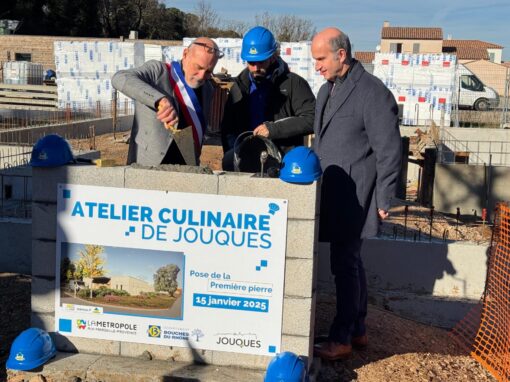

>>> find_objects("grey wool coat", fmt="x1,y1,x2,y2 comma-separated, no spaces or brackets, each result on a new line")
112,60,214,166
314,60,402,241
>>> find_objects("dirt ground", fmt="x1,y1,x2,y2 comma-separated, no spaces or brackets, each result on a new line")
0,274,496,382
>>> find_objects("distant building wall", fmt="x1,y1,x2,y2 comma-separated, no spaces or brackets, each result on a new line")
380,39,443,54
109,275,154,295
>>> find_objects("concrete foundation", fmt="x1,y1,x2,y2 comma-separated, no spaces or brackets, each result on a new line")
318,238,488,328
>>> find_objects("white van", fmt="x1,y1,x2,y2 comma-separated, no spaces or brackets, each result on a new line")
456,65,499,111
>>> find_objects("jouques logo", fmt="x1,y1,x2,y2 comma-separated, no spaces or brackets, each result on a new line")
215,332,261,349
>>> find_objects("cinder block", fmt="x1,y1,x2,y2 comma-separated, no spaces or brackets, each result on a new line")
284,259,314,297
32,165,126,203
120,342,213,364
32,239,56,277
281,334,312,358
31,312,55,332
31,276,56,314
286,219,318,259
54,335,121,355
32,202,57,240
211,350,272,370
218,174,319,220
125,167,219,194
282,298,313,337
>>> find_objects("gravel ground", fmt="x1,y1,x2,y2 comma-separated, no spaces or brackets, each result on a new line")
315,293,496,381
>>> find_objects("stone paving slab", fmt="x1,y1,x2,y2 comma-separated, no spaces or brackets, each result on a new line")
7,352,265,382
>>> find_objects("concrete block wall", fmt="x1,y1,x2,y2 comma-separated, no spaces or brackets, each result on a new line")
31,165,320,370
433,163,510,216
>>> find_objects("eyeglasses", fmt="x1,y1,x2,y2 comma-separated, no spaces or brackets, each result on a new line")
190,42,224,59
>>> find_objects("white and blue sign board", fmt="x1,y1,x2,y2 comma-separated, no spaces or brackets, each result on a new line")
55,184,288,356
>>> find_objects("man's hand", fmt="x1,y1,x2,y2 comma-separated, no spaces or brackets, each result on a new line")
156,97,179,129
253,123,270,138
378,209,389,220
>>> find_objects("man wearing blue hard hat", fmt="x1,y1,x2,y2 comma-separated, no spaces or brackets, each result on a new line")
221,26,315,171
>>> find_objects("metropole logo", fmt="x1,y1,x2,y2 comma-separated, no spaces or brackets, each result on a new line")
76,319,87,330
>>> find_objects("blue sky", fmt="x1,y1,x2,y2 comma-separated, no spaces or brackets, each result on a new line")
164,0,509,60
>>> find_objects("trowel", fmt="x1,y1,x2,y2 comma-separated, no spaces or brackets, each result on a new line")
159,106,198,166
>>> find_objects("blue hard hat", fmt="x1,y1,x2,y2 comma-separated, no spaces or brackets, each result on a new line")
6,328,56,371
280,146,322,184
264,351,307,382
29,134,74,167
241,26,278,62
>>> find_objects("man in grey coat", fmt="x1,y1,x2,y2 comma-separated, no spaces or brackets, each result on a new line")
312,28,402,360
112,37,221,166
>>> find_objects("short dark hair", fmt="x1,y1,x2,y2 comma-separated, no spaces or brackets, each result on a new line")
329,32,352,63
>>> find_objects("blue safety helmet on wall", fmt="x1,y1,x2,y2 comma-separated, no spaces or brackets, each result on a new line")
6,328,56,371
241,26,278,62
29,134,74,167
264,351,307,382
280,146,322,184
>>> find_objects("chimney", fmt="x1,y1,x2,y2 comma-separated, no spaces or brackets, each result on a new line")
383,21,390,28
447,34,452,40
129,30,139,40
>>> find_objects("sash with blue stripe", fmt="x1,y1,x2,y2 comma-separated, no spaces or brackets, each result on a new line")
166,61,207,154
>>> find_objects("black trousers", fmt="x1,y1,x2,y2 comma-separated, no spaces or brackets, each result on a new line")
328,238,367,344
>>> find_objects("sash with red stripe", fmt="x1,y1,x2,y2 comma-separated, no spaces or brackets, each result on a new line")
166,62,206,154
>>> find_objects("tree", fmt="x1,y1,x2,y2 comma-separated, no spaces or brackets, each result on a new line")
255,12,315,42
153,264,180,297
76,244,106,278
140,6,186,40
60,257,76,282
186,0,220,36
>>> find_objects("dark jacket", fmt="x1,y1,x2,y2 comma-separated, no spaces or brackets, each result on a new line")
314,60,402,241
221,57,315,153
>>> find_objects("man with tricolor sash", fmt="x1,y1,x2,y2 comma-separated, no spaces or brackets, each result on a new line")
112,37,221,166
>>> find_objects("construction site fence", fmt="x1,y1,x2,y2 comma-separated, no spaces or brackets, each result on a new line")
451,202,510,381
0,99,135,130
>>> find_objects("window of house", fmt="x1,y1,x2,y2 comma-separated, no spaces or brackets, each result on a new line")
413,43,420,54
389,43,402,53
15,53,31,61
489,52,495,62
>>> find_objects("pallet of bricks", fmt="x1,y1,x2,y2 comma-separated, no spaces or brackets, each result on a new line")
0,61,57,110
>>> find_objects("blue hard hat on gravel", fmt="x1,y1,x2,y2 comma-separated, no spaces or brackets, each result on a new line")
29,134,74,167
279,146,322,184
7,327,56,371
241,26,278,62
264,351,307,382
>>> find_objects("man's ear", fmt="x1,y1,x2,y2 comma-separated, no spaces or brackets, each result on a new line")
337,48,346,64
